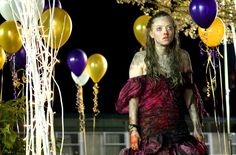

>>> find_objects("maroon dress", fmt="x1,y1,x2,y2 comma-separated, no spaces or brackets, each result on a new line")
115,74,208,155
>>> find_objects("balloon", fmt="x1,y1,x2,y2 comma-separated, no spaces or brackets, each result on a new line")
67,49,87,76
86,53,108,83
189,0,217,28
40,8,72,49
0,0,44,21
0,20,22,54
133,15,151,47
0,47,7,70
198,17,225,47
44,0,62,11
14,47,26,68
71,70,90,86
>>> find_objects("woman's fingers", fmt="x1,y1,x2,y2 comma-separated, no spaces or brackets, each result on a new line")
130,130,139,150
197,134,205,142
193,130,205,143
131,143,138,150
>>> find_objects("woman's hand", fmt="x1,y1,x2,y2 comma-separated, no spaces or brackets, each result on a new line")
193,126,205,143
130,129,140,150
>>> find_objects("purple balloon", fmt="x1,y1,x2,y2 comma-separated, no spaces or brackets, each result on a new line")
15,47,26,68
189,0,217,28
67,49,87,77
44,0,62,11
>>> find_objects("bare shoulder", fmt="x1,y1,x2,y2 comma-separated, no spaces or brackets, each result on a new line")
132,50,145,63
129,50,146,78
179,49,190,60
179,49,192,72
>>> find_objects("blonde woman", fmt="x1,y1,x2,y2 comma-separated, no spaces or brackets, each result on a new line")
116,11,208,155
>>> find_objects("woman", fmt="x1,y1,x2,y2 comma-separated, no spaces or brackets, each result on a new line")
115,11,209,155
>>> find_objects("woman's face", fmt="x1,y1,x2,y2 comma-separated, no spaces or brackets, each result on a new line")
149,16,175,46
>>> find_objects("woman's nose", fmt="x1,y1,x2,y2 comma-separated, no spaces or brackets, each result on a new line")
163,28,169,34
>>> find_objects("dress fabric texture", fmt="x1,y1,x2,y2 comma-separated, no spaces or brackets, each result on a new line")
115,74,208,155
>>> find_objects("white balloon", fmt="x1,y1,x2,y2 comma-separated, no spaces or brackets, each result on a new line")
0,0,45,21
0,0,12,20
71,69,90,86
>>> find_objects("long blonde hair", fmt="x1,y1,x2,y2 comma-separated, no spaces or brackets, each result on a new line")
144,11,182,87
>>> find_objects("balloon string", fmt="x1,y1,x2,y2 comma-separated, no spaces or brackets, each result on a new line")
92,83,100,130
203,46,221,152
205,49,216,96
201,44,218,97
207,46,229,154
217,47,228,154
209,66,222,152
8,54,17,99
76,85,87,155
92,83,99,155
10,55,21,134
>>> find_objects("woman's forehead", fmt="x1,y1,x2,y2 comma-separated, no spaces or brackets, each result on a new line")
152,16,173,26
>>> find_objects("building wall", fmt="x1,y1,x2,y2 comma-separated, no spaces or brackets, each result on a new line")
54,114,236,155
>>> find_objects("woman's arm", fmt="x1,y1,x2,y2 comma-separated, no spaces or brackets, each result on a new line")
129,98,138,125
129,51,146,78
182,51,205,142
128,51,145,150
129,98,139,150
185,89,205,142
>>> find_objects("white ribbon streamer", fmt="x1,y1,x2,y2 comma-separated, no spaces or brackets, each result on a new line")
10,0,64,154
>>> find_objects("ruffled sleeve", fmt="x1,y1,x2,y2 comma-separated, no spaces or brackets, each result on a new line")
182,72,209,123
115,76,145,114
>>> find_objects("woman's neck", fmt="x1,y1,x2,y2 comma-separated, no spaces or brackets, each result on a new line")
155,45,168,56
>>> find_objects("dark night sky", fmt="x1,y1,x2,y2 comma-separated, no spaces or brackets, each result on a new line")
1,0,236,117
55,0,236,116
53,0,174,114
53,0,143,114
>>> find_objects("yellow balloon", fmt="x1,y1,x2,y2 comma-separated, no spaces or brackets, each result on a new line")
40,8,72,49
86,53,108,83
133,15,151,47
0,47,6,70
0,20,22,54
198,17,225,47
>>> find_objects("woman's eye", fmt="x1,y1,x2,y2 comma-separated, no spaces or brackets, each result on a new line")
155,26,174,32
167,26,174,30
156,27,162,31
